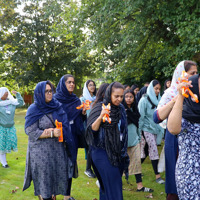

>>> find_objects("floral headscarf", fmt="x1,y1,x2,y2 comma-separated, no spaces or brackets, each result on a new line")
157,61,185,128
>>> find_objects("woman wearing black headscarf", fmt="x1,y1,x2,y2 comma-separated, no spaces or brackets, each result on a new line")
54,74,86,200
168,74,200,199
136,86,147,103
23,81,75,200
86,82,129,200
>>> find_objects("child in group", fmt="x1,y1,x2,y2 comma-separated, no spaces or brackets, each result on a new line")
123,89,153,192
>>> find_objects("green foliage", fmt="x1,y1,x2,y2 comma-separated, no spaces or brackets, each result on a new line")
76,0,200,86
1,0,200,91
0,0,102,92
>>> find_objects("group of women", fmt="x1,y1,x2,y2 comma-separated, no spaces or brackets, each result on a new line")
1,59,199,200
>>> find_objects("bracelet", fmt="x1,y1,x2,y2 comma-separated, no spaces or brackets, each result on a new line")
51,130,54,138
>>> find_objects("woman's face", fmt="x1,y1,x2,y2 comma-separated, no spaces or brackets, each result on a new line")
187,65,198,78
125,92,134,106
154,84,161,97
87,81,96,94
111,88,124,106
166,81,171,88
134,88,139,95
45,84,53,103
65,77,75,94
1,92,8,100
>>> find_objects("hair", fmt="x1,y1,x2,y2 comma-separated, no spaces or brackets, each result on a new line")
63,74,74,82
131,84,139,91
164,79,171,91
86,80,97,95
93,83,109,107
152,79,161,87
123,89,137,111
123,84,130,90
184,60,197,72
112,82,124,92
46,80,56,94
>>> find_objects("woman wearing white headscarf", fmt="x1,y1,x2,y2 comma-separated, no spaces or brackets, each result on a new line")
153,61,198,200
80,80,97,178
0,87,24,168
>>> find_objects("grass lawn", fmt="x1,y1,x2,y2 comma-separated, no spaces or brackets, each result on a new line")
0,108,166,200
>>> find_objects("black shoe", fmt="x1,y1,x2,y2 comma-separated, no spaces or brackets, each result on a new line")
84,169,96,178
2,164,9,168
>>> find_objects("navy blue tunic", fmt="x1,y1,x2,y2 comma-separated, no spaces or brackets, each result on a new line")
153,111,178,195
91,104,128,200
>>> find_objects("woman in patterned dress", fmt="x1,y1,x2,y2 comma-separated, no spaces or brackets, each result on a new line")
0,87,24,168
23,81,76,200
154,60,198,200
168,74,200,200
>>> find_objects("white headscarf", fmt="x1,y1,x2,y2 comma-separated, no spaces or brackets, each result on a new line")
157,61,185,128
0,87,19,106
83,82,96,102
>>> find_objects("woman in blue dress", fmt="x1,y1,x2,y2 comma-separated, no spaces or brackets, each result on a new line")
86,82,129,200
167,74,200,199
54,74,86,200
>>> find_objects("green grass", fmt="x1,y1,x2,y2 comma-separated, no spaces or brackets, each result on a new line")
0,109,166,200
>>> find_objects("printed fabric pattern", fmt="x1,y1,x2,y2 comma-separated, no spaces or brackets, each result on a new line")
176,118,200,199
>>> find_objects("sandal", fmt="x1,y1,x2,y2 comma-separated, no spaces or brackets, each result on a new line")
68,197,76,200
137,187,154,193
156,177,165,184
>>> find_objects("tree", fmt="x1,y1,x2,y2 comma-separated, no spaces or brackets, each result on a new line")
1,0,100,92
76,0,200,86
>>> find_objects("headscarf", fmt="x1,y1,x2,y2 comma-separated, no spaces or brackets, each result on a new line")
83,80,96,102
54,75,84,135
25,81,76,163
122,89,140,128
0,87,19,106
157,61,185,128
158,61,185,108
86,82,124,166
146,80,161,108
182,74,200,123
136,86,147,103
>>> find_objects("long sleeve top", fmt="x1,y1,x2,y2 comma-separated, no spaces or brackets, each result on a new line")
0,92,24,128
138,95,164,145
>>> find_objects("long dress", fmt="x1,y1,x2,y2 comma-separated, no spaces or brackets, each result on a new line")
176,118,200,199
23,114,69,198
0,92,24,154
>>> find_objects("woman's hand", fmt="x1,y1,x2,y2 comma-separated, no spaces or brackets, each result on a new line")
177,80,192,95
99,107,110,120
12,90,17,95
53,128,61,137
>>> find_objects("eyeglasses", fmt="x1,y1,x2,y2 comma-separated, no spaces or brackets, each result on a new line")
66,81,75,85
45,89,53,94
125,95,133,99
